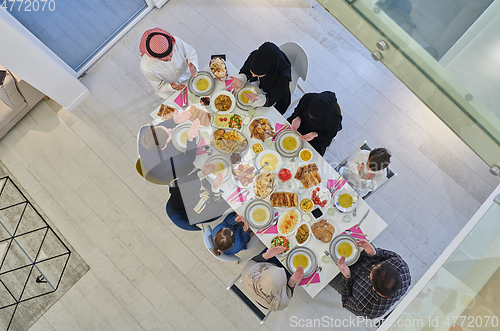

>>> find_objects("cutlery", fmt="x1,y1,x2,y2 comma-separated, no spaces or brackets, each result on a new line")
330,174,343,196
306,266,322,287
272,124,290,139
228,189,249,204
259,218,278,235
355,209,370,230
344,229,367,237
352,194,360,217
290,156,297,163
256,162,269,174
181,88,187,110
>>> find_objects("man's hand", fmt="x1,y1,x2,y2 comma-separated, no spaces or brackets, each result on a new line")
363,173,375,180
262,246,286,259
173,110,191,124
356,239,376,256
202,163,216,176
188,62,197,77
244,93,258,102
212,172,223,190
299,132,318,141
337,256,351,278
288,266,304,287
357,163,364,173
170,82,186,91
187,119,200,141
291,117,301,132
228,76,243,90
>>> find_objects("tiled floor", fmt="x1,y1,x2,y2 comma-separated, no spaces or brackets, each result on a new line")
9,0,147,69
1,0,499,330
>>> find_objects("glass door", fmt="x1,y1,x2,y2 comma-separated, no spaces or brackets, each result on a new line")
316,0,500,174
6,0,149,72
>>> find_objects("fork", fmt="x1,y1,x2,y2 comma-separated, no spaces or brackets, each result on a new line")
259,218,278,235
352,194,360,217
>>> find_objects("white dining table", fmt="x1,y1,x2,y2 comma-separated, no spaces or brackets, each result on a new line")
150,60,388,298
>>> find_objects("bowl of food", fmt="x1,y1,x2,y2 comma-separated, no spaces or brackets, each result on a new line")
299,148,313,162
251,142,264,155
311,219,336,243
212,129,248,154
244,199,274,229
271,235,290,256
295,223,311,246
200,96,210,106
236,84,262,110
232,162,256,188
188,71,215,96
277,209,301,236
204,155,231,183
211,91,235,113
172,123,201,152
286,246,317,278
253,171,276,199
279,132,301,154
334,191,357,213
299,198,314,213
328,234,360,266
256,150,282,173
311,186,331,208
209,57,228,81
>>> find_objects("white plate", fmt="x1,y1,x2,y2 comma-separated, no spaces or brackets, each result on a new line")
211,91,236,113
172,123,201,152
299,197,314,213
236,84,262,110
205,155,231,182
277,209,301,237
278,131,301,154
256,150,282,173
310,219,336,243
286,246,317,278
252,171,277,199
231,162,257,188
211,113,244,131
293,162,322,190
310,185,332,208
244,199,274,229
334,239,357,262
188,71,215,96
298,148,313,162
334,190,358,213
247,117,275,142
294,222,311,246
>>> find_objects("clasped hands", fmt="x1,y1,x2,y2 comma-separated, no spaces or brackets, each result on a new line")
290,117,317,141
357,163,375,180
170,62,197,90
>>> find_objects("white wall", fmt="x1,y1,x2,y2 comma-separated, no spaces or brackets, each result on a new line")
0,9,90,111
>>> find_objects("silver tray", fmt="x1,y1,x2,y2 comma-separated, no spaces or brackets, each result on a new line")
172,123,201,152
236,84,262,110
188,71,215,96
274,129,303,158
328,234,361,266
286,246,317,278
244,199,274,229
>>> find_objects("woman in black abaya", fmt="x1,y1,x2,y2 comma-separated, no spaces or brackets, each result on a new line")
287,92,342,156
229,42,292,114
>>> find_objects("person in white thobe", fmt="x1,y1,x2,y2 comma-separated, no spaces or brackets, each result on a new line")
139,27,198,99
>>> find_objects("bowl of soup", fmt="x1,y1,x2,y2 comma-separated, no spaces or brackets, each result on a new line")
279,132,300,153
334,191,357,213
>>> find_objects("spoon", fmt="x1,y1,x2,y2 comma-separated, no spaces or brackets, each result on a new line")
257,162,269,173
290,156,297,163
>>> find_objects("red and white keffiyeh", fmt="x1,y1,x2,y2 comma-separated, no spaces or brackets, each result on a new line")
139,28,176,61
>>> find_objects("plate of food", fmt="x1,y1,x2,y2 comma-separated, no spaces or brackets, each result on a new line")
277,209,301,237
299,148,313,162
209,57,228,81
205,155,231,182
212,113,243,131
299,198,314,213
311,186,331,208
253,171,276,199
212,129,248,154
270,192,298,209
172,123,201,152
157,104,178,119
286,246,317,278
188,71,215,96
274,129,303,158
270,235,291,256
334,191,357,213
200,96,210,107
211,91,235,113
244,199,274,229
294,163,322,190
328,234,360,266
236,84,262,110
256,150,282,173
295,223,311,246
251,142,264,155
248,117,275,142
311,219,336,243
232,162,256,188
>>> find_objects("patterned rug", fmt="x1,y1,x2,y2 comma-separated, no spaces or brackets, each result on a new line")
0,162,89,331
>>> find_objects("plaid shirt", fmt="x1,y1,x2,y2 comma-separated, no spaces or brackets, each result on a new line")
341,248,411,319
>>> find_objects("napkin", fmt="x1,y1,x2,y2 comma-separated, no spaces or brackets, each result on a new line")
174,89,189,108
257,212,279,234
195,138,207,155
299,272,321,286
225,79,233,88
327,179,347,192
342,225,366,240
275,123,285,132
228,187,245,200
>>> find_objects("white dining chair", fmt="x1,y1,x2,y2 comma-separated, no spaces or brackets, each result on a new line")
279,42,309,111
204,225,240,262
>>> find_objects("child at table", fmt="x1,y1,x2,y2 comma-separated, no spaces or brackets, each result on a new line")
340,148,391,197
212,212,253,256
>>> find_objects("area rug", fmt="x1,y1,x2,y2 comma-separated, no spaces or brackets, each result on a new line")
0,161,89,331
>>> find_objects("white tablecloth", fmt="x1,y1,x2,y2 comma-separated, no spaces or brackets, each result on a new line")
150,61,388,298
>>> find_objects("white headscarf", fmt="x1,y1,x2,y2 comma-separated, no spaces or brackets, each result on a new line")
242,260,292,311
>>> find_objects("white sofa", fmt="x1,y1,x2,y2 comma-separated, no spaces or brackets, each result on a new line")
0,65,44,139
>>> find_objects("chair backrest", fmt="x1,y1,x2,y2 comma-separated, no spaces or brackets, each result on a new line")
227,274,272,324
203,225,240,262
166,200,201,231
279,42,308,95
136,158,169,185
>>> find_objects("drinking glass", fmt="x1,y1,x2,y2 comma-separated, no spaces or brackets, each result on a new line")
342,215,352,223
247,107,255,118
297,187,306,195
265,138,273,147
322,255,331,263
327,208,335,215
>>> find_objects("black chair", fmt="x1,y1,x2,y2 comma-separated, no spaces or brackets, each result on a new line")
334,141,397,199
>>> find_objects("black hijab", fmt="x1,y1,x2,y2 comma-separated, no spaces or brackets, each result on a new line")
247,42,291,92
304,92,342,133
